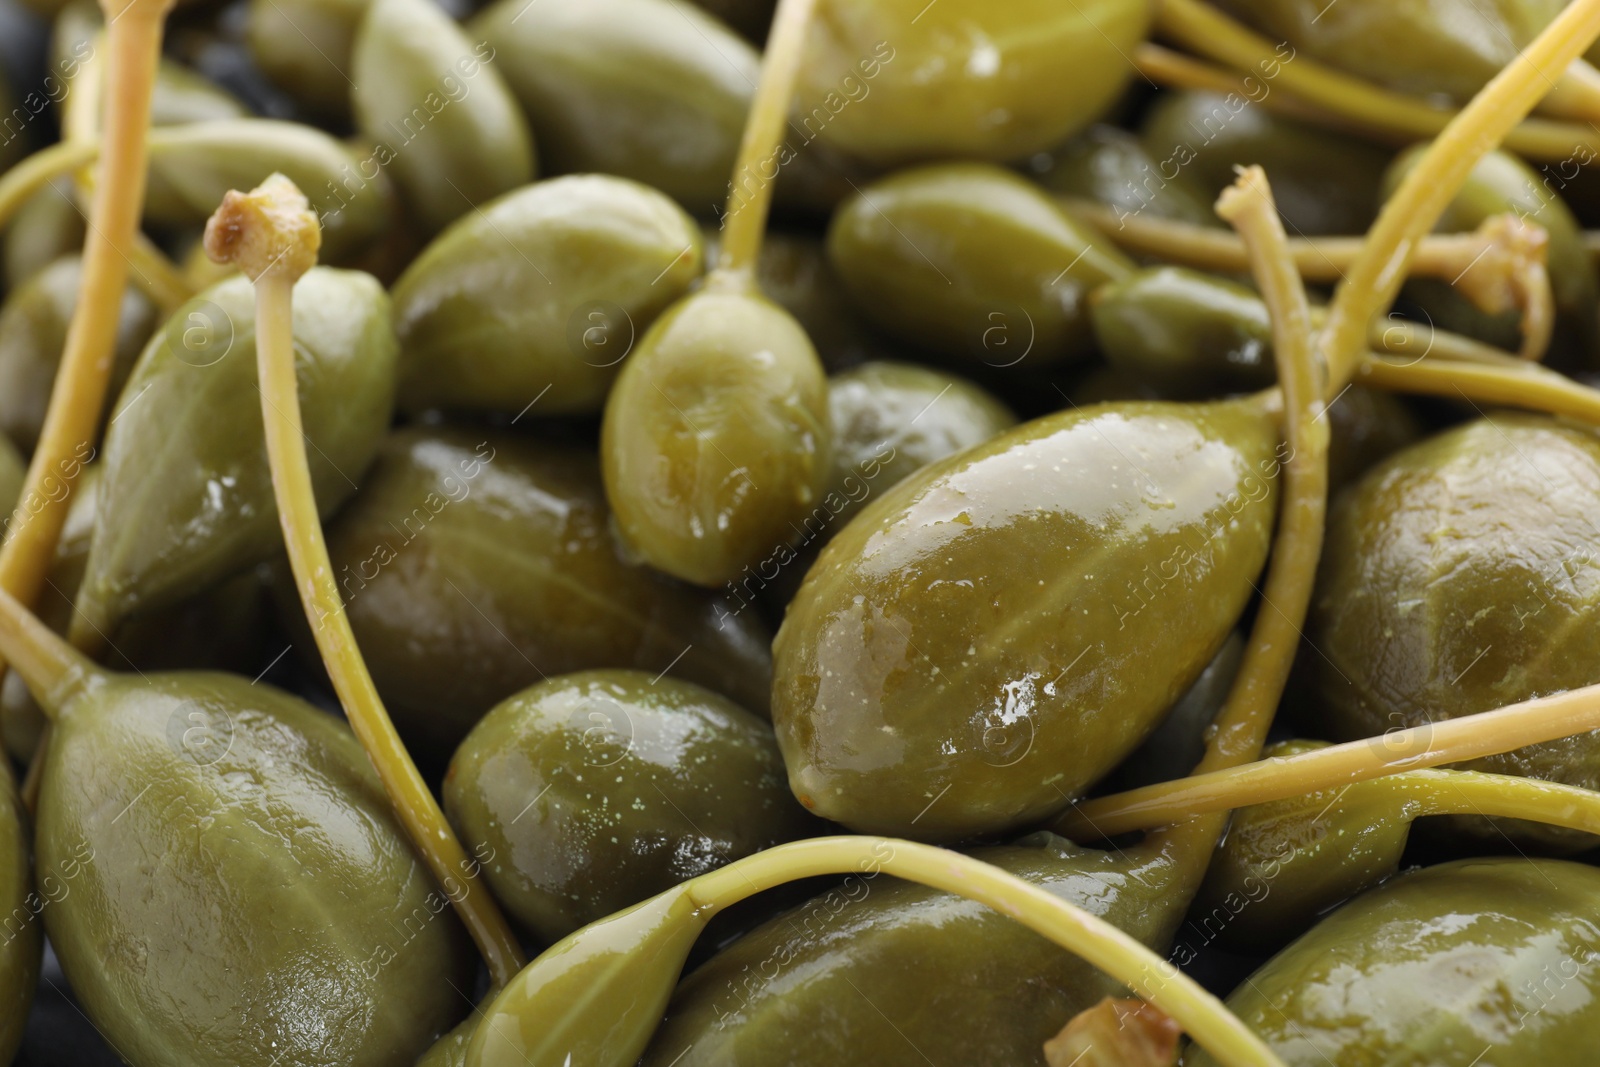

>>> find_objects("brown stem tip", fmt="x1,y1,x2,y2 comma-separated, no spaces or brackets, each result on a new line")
203,173,321,284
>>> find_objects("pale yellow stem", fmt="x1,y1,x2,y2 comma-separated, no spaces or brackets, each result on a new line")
687,837,1286,1067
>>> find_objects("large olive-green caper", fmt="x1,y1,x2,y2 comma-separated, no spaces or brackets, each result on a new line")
246,0,368,119
470,0,754,213
823,361,1016,530
2,178,84,290
311,428,774,757
645,832,1181,1066
351,0,535,235
1384,146,1600,362
602,287,831,588
444,669,815,944
1191,740,1408,952
794,0,1153,166
36,670,474,1066
0,254,158,452
74,268,397,640
1140,91,1392,235
1187,858,1600,1066
1111,630,1243,791
1309,413,1600,848
773,398,1278,842
1213,0,1566,102
1031,124,1220,229
0,759,39,1067
827,163,1133,369
144,120,393,263
1090,266,1274,397
393,176,702,417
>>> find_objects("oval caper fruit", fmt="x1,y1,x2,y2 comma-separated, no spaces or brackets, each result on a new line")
246,0,368,119
795,0,1153,166
392,175,702,417
1031,124,1220,229
37,670,474,1066
1140,91,1392,235
1309,413,1600,847
444,669,815,944
0,254,158,452
74,268,397,640
0,760,39,1067
1188,858,1600,1066
351,0,536,235
309,427,774,756
774,397,1278,842
2,178,84,290
601,287,831,588
827,163,1132,369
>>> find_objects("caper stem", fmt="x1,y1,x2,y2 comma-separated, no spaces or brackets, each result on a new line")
1143,168,1329,888
1067,199,1550,302
1132,44,1345,126
684,836,1286,1067
711,0,816,283
1154,0,1600,164
210,176,528,989
0,140,99,232
1381,768,1600,832
0,0,174,706
0,587,98,721
1356,355,1600,423
1055,680,1600,838
1317,0,1600,394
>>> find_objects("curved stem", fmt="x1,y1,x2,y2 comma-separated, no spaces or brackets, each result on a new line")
1133,44,1351,127
1356,354,1600,424
0,0,170,699
1053,680,1600,838
1154,0,1600,165
712,0,816,283
1316,0,1600,394
1365,322,1528,368
0,141,100,232
685,837,1285,1067
220,179,526,989
1385,768,1600,832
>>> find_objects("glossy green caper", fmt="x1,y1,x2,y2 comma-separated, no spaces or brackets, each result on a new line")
74,268,397,640
795,0,1152,166
471,0,754,213
0,758,39,1067
2,178,84,289
1187,858,1600,1066
1140,91,1392,235
827,163,1133,369
246,0,368,119
1384,146,1600,361
1031,124,1220,229
773,398,1278,842
645,832,1181,1066
1213,0,1566,102
144,120,393,263
393,175,702,417
1111,630,1243,791
1309,413,1600,848
351,0,535,235
602,288,831,588
36,670,474,1066
823,361,1017,531
1091,266,1274,397
1191,740,1408,952
0,254,158,451
444,669,815,944
311,428,774,757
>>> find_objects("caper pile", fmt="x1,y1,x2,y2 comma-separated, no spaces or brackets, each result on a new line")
3,0,1600,1064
